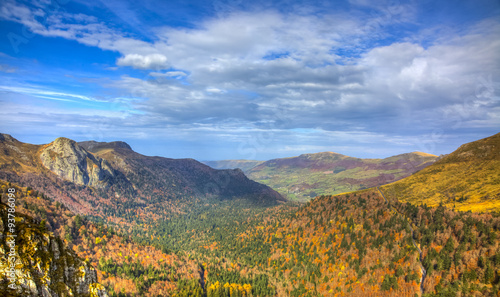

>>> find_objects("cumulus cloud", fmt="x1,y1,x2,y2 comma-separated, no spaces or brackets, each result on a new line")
95,11,499,138
116,54,169,70
149,71,187,77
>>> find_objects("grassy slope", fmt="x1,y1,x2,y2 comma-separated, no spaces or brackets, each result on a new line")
247,152,437,202
381,132,500,213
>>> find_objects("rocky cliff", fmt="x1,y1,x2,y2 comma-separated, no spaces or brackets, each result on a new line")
39,138,116,188
0,204,107,296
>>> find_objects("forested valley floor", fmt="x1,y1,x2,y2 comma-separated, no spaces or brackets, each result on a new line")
3,179,500,297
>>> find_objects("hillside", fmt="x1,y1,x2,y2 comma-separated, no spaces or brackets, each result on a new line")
0,134,284,218
5,177,500,296
0,179,207,296
0,134,285,296
221,187,500,296
245,151,437,201
381,132,500,212
3,132,500,296
0,185,108,296
0,177,290,297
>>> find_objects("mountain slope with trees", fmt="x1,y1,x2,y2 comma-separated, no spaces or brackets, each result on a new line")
2,133,499,297
0,134,284,217
381,132,500,212
0,184,108,297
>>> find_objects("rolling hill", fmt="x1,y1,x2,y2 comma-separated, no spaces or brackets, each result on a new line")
241,151,438,201
381,132,500,212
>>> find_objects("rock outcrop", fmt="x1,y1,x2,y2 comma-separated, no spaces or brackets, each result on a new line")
39,138,115,188
0,205,107,296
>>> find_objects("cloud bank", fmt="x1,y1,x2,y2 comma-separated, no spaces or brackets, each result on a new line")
0,0,499,159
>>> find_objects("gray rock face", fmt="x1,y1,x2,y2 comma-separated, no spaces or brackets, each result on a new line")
0,207,108,297
0,133,17,143
40,137,115,188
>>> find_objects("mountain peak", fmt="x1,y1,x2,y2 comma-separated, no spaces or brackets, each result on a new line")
302,151,345,156
40,137,115,187
385,151,438,160
0,133,19,143
53,136,77,145
298,151,348,161
409,151,438,157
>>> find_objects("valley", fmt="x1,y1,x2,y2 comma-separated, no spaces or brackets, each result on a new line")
2,0,499,295
1,133,499,296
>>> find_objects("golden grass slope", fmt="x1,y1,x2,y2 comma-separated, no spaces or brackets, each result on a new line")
381,132,500,212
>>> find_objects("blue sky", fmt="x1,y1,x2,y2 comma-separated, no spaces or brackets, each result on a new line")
0,0,499,161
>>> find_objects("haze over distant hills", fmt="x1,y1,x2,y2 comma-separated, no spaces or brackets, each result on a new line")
202,160,264,172
205,151,438,201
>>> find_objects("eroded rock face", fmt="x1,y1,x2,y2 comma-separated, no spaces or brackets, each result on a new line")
0,207,108,296
40,137,115,188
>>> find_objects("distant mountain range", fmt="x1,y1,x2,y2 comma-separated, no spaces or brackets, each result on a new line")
204,151,438,201
0,134,284,217
382,132,500,212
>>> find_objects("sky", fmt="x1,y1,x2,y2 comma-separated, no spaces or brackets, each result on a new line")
0,0,499,161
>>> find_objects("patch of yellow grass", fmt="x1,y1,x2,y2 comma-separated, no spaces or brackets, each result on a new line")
381,158,500,213
412,151,438,157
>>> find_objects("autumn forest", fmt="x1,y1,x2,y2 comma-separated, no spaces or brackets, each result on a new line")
1,132,500,297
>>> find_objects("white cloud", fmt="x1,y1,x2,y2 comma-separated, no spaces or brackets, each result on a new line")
206,87,226,93
0,85,102,102
149,71,187,77
116,54,169,70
